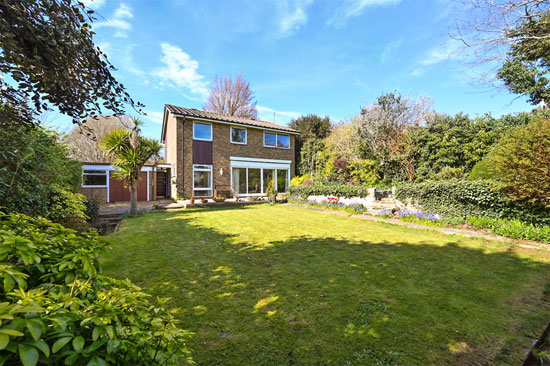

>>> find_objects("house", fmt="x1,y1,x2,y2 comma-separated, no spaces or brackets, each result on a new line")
161,104,300,199
80,162,171,203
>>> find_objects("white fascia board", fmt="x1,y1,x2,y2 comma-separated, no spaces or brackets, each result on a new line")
230,161,291,169
230,156,292,164
82,165,154,172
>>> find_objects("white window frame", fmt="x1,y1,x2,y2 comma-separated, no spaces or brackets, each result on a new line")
82,169,108,188
230,126,247,145
192,164,213,197
230,164,291,196
193,121,213,142
263,132,290,149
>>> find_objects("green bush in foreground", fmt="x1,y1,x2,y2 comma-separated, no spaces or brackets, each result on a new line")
0,211,192,366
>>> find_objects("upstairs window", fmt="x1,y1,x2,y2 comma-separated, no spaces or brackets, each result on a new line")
264,132,290,149
231,127,247,144
83,170,107,187
193,122,212,141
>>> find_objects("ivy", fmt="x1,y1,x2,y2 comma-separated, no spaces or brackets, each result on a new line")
395,179,550,225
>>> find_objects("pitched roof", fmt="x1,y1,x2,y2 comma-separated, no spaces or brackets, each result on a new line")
164,104,299,134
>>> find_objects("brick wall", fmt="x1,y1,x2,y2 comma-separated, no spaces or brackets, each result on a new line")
80,187,108,204
178,118,295,198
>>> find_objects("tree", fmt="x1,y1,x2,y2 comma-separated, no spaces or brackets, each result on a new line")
357,92,432,182
102,118,161,214
497,15,550,105
453,0,550,103
66,115,132,162
0,0,142,123
203,74,258,119
0,102,82,218
487,116,550,207
289,114,331,175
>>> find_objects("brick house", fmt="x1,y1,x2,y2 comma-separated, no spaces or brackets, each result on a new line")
161,104,300,199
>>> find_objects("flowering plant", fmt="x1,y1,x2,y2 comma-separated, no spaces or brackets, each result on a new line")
327,196,339,203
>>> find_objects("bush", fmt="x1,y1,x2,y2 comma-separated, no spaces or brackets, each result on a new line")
84,199,100,223
0,211,192,365
45,185,89,230
290,174,312,186
488,117,550,207
395,179,550,225
466,216,550,243
469,159,496,180
289,182,373,199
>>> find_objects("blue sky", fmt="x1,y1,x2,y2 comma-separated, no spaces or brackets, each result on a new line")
47,0,532,139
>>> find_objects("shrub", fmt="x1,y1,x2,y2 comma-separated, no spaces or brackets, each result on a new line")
45,185,89,230
84,199,100,223
290,174,312,186
469,159,496,180
466,216,550,243
266,179,276,204
395,179,550,225
289,183,373,199
0,211,192,365
488,117,550,207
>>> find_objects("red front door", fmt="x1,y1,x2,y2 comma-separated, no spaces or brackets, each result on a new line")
109,172,148,202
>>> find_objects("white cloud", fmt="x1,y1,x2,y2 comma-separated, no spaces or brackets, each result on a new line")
145,111,164,124
327,0,401,28
380,38,403,64
275,0,314,38
94,3,134,38
257,105,301,124
152,42,209,98
418,39,462,66
81,0,106,10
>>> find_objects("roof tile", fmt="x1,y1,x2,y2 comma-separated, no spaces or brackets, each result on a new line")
165,104,299,133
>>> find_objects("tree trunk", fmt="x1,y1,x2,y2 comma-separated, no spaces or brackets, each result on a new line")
129,184,138,215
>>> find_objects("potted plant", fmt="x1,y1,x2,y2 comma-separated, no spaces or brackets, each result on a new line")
199,198,206,204
189,196,195,204
266,179,277,204
213,196,226,202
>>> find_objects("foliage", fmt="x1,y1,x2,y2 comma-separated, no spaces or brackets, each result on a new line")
104,205,550,365
430,166,466,180
290,174,313,186
66,115,132,163
84,199,100,223
466,216,550,243
102,118,161,214
45,185,89,231
412,113,526,181
0,103,82,218
357,92,432,182
0,0,141,123
290,182,373,199
487,116,550,207
0,210,192,365
202,74,257,119
348,159,380,186
265,179,276,204
497,15,550,105
397,209,442,226
469,158,496,180
289,115,331,176
395,179,550,225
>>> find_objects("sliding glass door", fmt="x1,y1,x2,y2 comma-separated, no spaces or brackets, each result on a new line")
231,167,289,195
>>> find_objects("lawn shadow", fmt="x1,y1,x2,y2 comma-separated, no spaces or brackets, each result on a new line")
103,207,550,366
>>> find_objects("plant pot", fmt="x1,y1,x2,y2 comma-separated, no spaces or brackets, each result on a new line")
213,198,226,202
199,199,206,204
189,198,195,204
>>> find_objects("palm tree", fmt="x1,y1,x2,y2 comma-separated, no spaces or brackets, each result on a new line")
102,118,161,214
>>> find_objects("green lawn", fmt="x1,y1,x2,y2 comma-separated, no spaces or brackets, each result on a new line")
102,204,550,365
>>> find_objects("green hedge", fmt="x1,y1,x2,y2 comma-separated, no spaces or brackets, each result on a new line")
289,183,373,198
466,216,550,243
395,179,550,225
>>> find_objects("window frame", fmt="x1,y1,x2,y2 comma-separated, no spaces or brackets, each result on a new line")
263,132,290,149
192,164,213,197
193,121,213,142
230,126,247,145
82,169,108,188
230,166,290,196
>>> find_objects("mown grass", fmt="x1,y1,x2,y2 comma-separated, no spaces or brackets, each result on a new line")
102,204,550,365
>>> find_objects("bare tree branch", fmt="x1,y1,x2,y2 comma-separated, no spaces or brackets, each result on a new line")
203,74,258,119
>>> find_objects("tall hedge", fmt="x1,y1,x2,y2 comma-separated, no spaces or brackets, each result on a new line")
395,179,550,225
289,183,373,199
